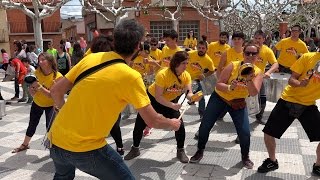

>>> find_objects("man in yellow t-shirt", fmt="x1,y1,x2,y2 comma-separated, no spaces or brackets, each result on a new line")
186,41,215,119
217,32,245,78
160,30,183,68
207,31,231,67
149,37,162,61
49,19,181,180
258,51,320,175
253,30,279,124
275,24,309,73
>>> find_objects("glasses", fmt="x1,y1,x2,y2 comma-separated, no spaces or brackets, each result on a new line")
244,51,258,56
291,29,300,32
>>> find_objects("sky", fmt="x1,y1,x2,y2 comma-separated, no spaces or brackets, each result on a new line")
60,0,83,19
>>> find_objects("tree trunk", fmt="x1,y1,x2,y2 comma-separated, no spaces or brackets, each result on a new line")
33,18,43,52
172,20,178,32
307,26,312,38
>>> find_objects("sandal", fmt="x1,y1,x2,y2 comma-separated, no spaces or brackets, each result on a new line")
12,144,29,153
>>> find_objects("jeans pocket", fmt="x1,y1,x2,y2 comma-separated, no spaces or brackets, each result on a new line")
67,151,95,173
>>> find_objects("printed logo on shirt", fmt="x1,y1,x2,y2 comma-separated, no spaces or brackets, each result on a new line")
214,51,222,56
191,62,202,71
133,63,146,70
165,83,184,93
286,47,297,55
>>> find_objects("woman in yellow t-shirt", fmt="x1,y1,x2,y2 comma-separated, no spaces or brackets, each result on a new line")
183,30,197,50
190,42,264,169
124,51,201,163
12,52,62,153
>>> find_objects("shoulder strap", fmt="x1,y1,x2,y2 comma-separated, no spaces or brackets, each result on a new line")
73,59,125,86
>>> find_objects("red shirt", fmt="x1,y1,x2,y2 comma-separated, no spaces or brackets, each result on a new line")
11,58,27,74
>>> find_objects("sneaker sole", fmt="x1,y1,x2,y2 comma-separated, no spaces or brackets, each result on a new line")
189,157,203,163
257,166,278,173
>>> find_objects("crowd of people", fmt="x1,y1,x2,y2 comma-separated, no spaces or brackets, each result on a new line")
0,19,319,179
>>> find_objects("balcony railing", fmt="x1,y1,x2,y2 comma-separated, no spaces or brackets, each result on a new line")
8,21,61,34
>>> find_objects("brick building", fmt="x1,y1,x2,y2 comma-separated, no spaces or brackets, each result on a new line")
7,0,62,56
62,18,86,42
83,0,228,45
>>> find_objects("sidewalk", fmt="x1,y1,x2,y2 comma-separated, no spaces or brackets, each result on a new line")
0,80,319,180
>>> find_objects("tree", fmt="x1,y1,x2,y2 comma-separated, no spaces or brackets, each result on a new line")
291,0,320,38
0,0,71,51
81,0,142,26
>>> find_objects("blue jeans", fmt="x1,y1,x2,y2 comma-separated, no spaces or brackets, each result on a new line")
197,91,251,157
195,80,205,116
50,144,135,180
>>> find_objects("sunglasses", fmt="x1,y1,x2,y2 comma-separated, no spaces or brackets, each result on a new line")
244,51,259,56
150,44,157,46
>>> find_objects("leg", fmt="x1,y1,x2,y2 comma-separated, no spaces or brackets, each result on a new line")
228,107,251,158
256,81,266,124
110,114,123,149
196,81,205,118
87,145,134,179
50,146,76,180
14,78,19,98
19,82,28,101
190,92,228,163
264,133,276,161
124,113,145,160
197,92,227,150
13,102,44,153
258,99,295,173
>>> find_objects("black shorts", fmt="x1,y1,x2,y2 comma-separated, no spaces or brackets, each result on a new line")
263,98,320,142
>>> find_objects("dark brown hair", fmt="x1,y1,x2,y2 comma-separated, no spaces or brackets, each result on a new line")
169,51,189,83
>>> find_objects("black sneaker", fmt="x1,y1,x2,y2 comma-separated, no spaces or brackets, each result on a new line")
257,158,279,173
312,163,320,176
117,148,124,156
256,114,267,125
124,146,140,160
189,149,204,163
235,136,240,144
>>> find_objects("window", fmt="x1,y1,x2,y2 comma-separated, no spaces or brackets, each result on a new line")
178,21,199,41
150,21,173,40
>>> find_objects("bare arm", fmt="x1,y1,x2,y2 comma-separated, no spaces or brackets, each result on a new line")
289,71,309,87
50,77,73,109
265,62,279,78
216,52,227,78
137,105,180,131
216,63,234,92
67,53,72,70
247,72,263,96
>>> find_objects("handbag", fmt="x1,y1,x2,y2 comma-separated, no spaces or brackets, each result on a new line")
220,95,246,110
42,58,126,149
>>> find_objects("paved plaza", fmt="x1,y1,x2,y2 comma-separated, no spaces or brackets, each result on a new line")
0,78,320,180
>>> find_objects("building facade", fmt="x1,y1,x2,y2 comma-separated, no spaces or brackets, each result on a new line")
7,0,62,56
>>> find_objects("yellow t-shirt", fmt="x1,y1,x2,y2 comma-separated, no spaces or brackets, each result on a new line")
225,48,244,68
33,70,63,107
49,51,150,152
281,52,320,105
161,46,183,68
132,55,151,75
254,45,277,72
215,61,262,101
207,41,230,67
186,50,215,80
148,68,191,101
275,37,309,67
150,48,162,61
183,37,197,49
